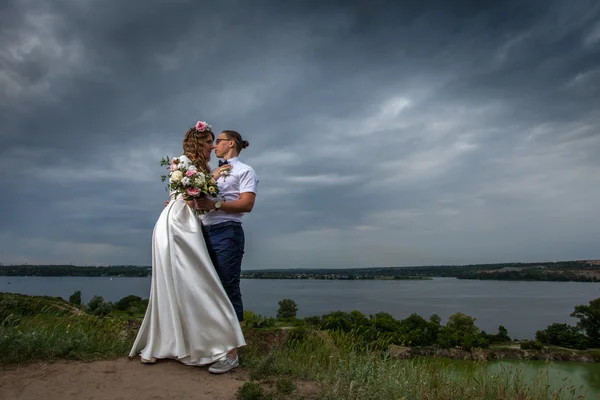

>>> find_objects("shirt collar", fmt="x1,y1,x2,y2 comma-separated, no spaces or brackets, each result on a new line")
224,157,239,164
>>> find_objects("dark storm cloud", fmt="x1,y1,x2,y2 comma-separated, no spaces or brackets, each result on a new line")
1,0,599,267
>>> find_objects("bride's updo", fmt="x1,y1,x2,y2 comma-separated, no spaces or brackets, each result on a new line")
221,130,249,153
182,121,214,173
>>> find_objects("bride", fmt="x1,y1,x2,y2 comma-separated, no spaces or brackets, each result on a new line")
129,121,245,367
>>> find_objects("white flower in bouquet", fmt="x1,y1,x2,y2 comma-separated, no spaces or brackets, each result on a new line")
170,170,183,183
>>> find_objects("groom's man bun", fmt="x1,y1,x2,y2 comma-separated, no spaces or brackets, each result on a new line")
222,130,249,152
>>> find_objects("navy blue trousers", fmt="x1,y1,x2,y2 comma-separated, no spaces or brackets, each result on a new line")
202,221,245,322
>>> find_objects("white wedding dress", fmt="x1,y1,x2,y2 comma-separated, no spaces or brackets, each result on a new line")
129,180,246,366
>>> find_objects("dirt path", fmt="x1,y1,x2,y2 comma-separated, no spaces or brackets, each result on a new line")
0,358,249,400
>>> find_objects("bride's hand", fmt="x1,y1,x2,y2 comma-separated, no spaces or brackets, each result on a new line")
194,197,216,211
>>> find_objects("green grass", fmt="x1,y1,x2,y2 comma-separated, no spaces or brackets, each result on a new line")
0,315,135,364
236,377,299,400
0,293,136,364
240,329,590,400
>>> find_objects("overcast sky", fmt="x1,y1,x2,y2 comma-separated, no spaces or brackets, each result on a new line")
1,0,599,269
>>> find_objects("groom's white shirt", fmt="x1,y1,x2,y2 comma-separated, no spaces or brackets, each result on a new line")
201,157,258,226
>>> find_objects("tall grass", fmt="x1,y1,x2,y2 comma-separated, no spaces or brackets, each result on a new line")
0,292,136,364
242,329,589,400
0,315,135,364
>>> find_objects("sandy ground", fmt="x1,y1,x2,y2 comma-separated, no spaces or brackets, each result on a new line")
0,357,250,400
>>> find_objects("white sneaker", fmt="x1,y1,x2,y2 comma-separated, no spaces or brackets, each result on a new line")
208,356,239,374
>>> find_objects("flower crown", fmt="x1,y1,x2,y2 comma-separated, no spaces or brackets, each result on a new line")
195,120,212,133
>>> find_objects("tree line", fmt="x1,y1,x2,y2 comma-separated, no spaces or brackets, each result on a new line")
0,265,150,277
243,298,600,351
2,260,598,282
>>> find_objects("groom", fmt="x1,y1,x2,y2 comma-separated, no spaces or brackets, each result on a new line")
194,129,258,374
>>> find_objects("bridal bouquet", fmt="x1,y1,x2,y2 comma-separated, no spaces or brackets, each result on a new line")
160,155,219,215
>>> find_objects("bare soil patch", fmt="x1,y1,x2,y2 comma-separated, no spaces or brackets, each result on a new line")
0,358,250,400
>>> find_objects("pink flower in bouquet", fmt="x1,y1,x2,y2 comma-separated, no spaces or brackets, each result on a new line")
169,163,178,172
185,169,196,177
195,121,208,131
187,188,200,196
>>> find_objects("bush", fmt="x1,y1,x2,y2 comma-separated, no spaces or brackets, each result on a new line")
320,311,357,332
68,290,82,306
535,323,590,349
571,297,600,347
436,313,488,350
92,302,113,317
291,318,306,327
244,311,276,329
520,339,544,350
485,325,512,344
304,316,322,327
276,299,298,320
115,295,143,311
86,296,113,317
397,313,440,346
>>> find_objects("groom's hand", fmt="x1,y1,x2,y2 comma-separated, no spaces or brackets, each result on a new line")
194,198,215,211
212,165,232,180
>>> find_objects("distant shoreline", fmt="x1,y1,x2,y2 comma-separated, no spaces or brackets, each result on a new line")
1,259,599,282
